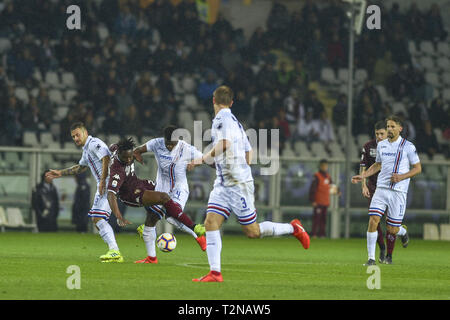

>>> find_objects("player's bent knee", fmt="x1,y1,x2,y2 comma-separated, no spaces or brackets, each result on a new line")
386,225,398,234
160,192,171,204
204,212,223,231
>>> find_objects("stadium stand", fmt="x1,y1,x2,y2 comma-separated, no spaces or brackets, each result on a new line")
0,0,448,161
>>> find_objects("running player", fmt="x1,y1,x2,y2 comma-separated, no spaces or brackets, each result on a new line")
352,115,421,266
360,121,388,263
189,85,310,282
106,138,206,264
132,125,208,261
45,122,127,263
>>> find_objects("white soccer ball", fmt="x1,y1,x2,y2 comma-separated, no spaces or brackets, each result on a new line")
156,233,177,252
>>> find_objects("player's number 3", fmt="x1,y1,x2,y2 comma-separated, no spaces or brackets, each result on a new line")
240,197,247,209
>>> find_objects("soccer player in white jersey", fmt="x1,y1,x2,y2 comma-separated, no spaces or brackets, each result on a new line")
352,115,422,265
132,125,208,261
188,85,310,282
45,122,130,263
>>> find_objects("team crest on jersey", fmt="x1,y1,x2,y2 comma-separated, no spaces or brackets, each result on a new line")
112,180,118,187
216,123,222,130
96,144,101,150
324,179,330,184
370,148,376,157
134,189,141,194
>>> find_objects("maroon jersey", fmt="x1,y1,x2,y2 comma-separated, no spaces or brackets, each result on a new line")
360,139,379,194
107,152,155,207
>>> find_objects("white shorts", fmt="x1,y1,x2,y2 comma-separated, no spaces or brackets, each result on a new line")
369,187,407,227
145,188,188,219
87,188,112,221
207,182,257,225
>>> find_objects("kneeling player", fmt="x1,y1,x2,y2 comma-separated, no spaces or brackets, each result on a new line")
106,138,205,264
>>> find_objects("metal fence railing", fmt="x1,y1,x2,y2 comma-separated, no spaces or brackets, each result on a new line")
0,146,449,238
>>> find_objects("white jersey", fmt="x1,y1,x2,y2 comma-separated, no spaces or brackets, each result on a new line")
375,136,420,193
211,108,253,187
78,135,111,186
146,138,203,197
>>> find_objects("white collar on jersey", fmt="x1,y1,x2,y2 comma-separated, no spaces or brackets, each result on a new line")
214,107,231,120
387,136,403,144
83,135,93,150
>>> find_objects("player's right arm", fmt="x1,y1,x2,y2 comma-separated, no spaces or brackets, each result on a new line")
360,167,371,198
352,162,381,184
106,166,131,227
107,191,131,227
359,144,371,198
45,165,88,182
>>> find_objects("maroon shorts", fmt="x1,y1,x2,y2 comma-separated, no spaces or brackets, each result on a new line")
119,180,155,207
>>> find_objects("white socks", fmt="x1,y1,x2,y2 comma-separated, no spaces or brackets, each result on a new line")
96,219,119,251
143,226,157,258
259,221,294,238
206,230,222,273
367,231,378,260
166,217,198,238
396,226,407,236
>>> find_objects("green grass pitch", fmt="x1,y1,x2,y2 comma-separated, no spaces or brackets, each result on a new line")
1,232,449,300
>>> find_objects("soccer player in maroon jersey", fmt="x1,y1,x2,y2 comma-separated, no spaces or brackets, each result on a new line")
106,138,205,263
360,121,388,263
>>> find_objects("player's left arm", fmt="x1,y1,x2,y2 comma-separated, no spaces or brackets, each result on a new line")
189,139,230,168
133,144,148,165
391,144,422,183
244,134,253,165
245,150,253,165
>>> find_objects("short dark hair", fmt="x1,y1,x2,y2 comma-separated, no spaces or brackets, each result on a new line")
213,85,233,106
374,120,386,131
117,137,135,152
163,125,178,142
319,159,328,165
385,115,403,127
70,122,85,132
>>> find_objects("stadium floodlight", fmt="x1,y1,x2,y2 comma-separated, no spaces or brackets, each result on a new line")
341,0,367,35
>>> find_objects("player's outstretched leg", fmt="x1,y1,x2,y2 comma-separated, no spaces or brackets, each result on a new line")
140,204,206,251
257,219,310,249
94,218,123,263
142,191,206,237
166,216,206,251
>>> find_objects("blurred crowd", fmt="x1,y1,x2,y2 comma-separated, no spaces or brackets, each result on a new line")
0,0,449,158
